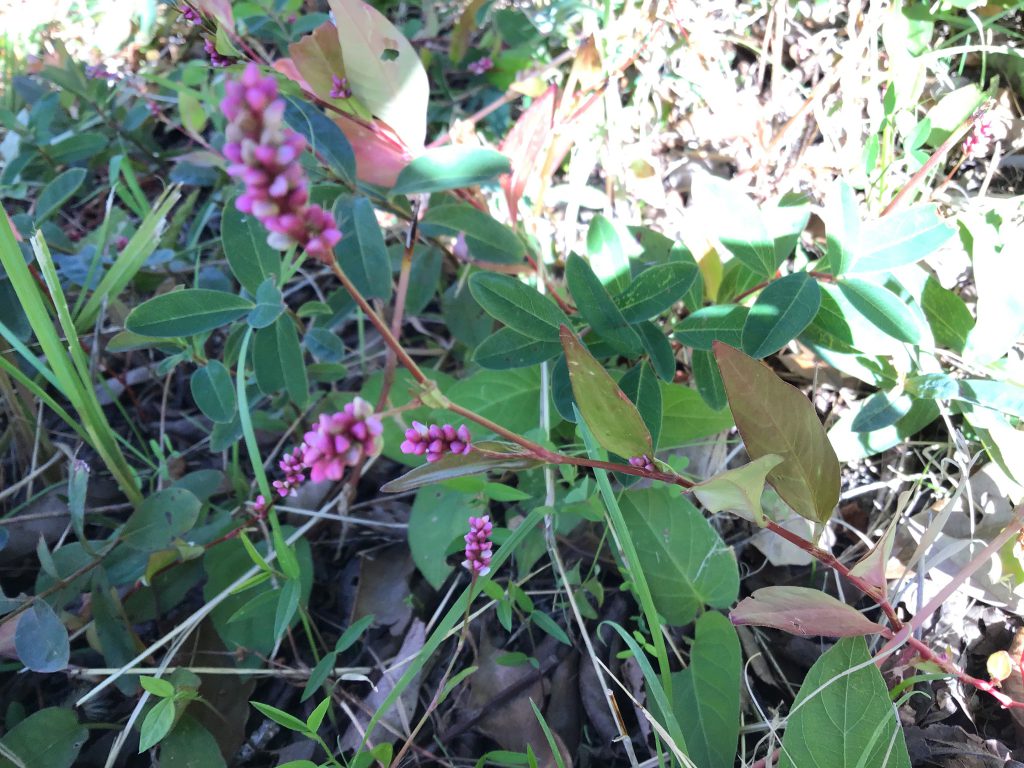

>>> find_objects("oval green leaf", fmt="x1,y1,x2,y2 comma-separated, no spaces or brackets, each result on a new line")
565,253,641,354
190,360,237,423
469,272,570,341
615,261,698,321
674,305,748,351
391,146,510,196
740,272,821,358
126,289,254,338
837,278,922,344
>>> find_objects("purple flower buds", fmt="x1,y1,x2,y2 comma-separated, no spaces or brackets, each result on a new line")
180,4,201,24
204,39,234,68
221,63,342,261
629,455,655,473
463,515,493,577
329,75,352,99
400,422,472,463
468,57,493,75
272,445,307,497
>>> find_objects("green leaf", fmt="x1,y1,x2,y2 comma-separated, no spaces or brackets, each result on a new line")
35,168,86,224
674,305,748,351
731,587,886,638
473,327,562,369
391,147,510,196
126,289,253,338
618,362,662,450
246,278,284,329
140,675,176,698
837,279,922,344
306,696,332,734
0,708,87,768
691,454,784,526
614,261,698,322
253,315,308,406
283,95,356,185
619,487,739,626
799,284,859,353
849,205,956,274
714,342,840,523
138,697,176,752
469,272,570,340
250,701,310,735
158,715,227,768
49,131,108,164
636,321,676,381
693,174,776,276
422,203,523,264
824,181,859,276
273,578,301,640
221,200,282,294
958,379,1024,420
828,398,939,462
334,197,393,300
924,83,984,147
659,383,734,449
586,215,634,294
190,360,236,423
921,277,973,353
530,610,570,645
381,440,543,493
777,637,911,768
741,272,821,358
408,486,484,588
851,390,913,432
672,612,741,768
327,0,428,150
122,488,201,551
14,600,70,673
301,652,338,703
565,253,641,354
561,326,652,459
447,367,542,435
691,348,727,410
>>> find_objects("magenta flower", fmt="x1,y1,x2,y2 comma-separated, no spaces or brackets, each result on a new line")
468,57,493,75
204,38,234,68
629,455,655,473
180,3,201,24
963,113,995,159
221,63,342,261
463,515,493,577
253,494,268,514
400,422,472,463
329,75,352,99
300,398,383,483
272,445,307,497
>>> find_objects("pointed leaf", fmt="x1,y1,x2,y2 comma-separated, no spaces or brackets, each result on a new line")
422,202,523,264
614,261,699,322
334,197,392,300
837,279,922,344
586,215,634,293
283,96,357,185
500,84,556,223
851,390,913,432
126,289,253,338
849,511,902,594
0,708,86,768
673,612,741,768
35,169,87,224
824,181,859,275
469,272,570,340
777,637,911,768
713,342,840,523
327,0,428,150
740,272,821,358
691,454,784,526
391,147,510,196
247,278,284,329
222,200,281,294
849,205,955,274
561,326,652,459
620,487,739,626
380,441,543,493
565,253,641,354
691,348,727,410
730,586,885,637
121,488,201,551
921,276,973,353
674,305,748,351
693,174,776,276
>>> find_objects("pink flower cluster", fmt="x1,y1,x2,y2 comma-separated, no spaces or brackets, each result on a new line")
272,446,306,497
400,422,472,463
330,75,352,99
300,398,384,483
463,515,493,577
205,39,234,68
221,63,342,261
963,113,995,159
468,57,493,75
629,455,655,473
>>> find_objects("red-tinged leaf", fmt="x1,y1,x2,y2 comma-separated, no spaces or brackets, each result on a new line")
195,0,232,27
287,22,365,113
560,325,652,459
691,454,783,526
848,505,902,593
713,342,840,523
327,0,429,151
380,441,542,493
730,586,886,638
500,85,556,224
333,116,413,188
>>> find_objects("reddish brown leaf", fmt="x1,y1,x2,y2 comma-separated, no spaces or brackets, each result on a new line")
287,22,347,105
713,342,840,523
499,85,556,225
730,586,886,638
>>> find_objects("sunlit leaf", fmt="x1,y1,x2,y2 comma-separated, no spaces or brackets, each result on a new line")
391,147,510,196
691,454,784,526
740,272,821,358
